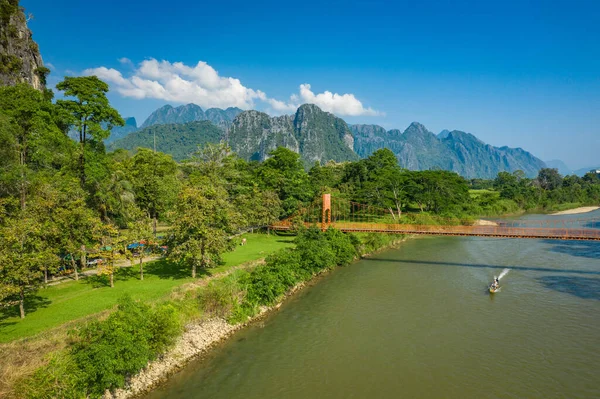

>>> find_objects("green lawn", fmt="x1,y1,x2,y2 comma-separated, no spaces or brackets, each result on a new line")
0,233,294,343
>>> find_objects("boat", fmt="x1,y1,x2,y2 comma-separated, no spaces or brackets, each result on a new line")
489,284,500,293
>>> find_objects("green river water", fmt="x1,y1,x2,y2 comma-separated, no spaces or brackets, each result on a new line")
146,212,600,399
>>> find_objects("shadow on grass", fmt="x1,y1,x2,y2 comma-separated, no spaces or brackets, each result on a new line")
0,294,52,325
83,259,196,287
145,259,196,279
537,275,600,300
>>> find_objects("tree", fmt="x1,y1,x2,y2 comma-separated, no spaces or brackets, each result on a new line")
130,148,180,234
56,76,124,187
0,214,53,318
0,84,71,210
168,184,242,278
537,168,562,191
127,211,154,281
256,147,314,217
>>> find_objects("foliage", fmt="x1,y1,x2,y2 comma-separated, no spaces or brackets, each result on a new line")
110,120,223,160
168,184,242,277
56,76,124,187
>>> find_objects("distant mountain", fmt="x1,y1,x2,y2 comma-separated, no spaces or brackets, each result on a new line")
112,104,358,165
573,166,600,177
438,129,451,139
106,117,137,144
109,121,223,160
351,123,546,178
140,104,243,129
228,104,358,165
545,160,572,176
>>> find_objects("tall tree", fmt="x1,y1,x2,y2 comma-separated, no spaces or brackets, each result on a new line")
55,76,124,187
168,184,242,278
130,148,180,234
0,84,70,210
0,213,52,318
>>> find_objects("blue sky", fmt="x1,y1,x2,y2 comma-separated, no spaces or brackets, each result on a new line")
22,0,600,169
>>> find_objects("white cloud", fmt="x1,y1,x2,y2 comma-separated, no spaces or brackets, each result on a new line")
118,57,133,66
45,62,55,70
83,59,381,117
84,59,266,110
270,84,382,116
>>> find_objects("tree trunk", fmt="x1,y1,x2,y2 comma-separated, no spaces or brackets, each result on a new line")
388,207,397,221
192,261,196,279
19,288,25,319
153,215,157,236
110,271,114,288
79,123,87,187
70,254,79,281
80,245,86,273
139,256,144,281
44,265,48,284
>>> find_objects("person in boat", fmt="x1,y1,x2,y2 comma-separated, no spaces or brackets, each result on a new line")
491,278,499,289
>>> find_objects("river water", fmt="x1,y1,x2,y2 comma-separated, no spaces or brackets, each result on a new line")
146,211,600,399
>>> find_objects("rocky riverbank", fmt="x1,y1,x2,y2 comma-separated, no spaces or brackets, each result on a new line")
108,235,409,399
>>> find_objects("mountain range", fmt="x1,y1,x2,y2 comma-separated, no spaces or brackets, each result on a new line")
350,123,546,178
140,104,243,129
111,103,547,178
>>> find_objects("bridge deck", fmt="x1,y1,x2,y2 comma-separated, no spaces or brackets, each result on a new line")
269,222,600,241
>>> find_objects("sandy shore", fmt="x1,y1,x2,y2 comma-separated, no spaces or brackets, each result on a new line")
474,219,499,226
550,206,600,216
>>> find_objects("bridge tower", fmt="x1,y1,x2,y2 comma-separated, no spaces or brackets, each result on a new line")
322,194,331,231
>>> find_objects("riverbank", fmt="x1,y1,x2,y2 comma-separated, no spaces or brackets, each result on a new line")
550,206,600,215
108,233,410,399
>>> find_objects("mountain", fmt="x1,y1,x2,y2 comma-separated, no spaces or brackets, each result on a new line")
545,160,572,176
228,104,359,165
351,123,546,178
112,104,358,165
106,117,137,144
109,121,223,160
0,1,46,91
573,166,600,177
438,129,451,139
140,104,242,129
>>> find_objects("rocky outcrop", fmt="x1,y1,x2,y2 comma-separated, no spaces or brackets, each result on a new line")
229,104,358,165
0,0,46,91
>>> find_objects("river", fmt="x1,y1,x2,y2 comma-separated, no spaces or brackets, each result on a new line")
146,211,600,399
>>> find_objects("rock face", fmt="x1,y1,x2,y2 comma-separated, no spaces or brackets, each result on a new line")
228,104,359,165
351,122,546,178
140,104,243,129
0,0,46,91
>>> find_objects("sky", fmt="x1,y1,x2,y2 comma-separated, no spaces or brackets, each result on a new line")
22,0,600,170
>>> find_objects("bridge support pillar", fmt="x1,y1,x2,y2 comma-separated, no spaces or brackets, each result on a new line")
322,194,331,231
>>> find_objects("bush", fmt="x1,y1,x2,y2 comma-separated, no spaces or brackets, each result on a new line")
70,295,181,397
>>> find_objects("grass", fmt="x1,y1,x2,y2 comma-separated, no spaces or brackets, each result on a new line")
0,232,294,344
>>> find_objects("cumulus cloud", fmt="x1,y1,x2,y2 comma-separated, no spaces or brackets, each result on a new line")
84,59,266,110
83,59,381,116
270,84,382,116
118,57,133,66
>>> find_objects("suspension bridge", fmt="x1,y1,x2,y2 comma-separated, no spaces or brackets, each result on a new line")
269,194,600,241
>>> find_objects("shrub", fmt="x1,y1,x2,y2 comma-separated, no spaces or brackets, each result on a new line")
70,295,181,397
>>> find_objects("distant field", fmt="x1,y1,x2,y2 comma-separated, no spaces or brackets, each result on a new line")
469,189,499,198
0,233,294,343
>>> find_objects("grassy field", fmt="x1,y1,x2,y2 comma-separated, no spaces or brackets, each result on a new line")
0,233,294,343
